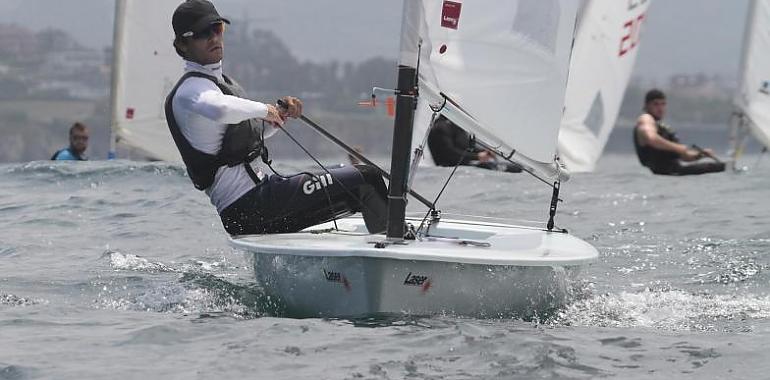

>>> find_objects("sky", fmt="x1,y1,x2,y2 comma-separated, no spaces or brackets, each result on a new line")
0,0,752,82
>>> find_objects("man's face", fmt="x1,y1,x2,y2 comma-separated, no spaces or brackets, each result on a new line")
180,22,225,65
645,98,667,120
70,129,88,154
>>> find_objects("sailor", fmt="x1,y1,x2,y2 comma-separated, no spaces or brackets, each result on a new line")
51,122,89,161
166,0,387,235
633,89,725,175
428,115,522,172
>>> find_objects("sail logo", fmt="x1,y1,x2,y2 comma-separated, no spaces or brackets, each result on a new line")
403,272,432,293
760,80,770,95
441,1,462,30
302,173,334,195
323,269,351,291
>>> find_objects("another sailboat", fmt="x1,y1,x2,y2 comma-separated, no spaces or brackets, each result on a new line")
557,0,650,172
231,0,598,318
109,0,183,161
730,0,770,165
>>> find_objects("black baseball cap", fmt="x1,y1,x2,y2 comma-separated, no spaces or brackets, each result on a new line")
172,0,230,38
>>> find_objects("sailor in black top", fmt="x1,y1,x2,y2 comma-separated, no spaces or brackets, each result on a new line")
633,89,725,176
427,115,522,173
167,0,387,235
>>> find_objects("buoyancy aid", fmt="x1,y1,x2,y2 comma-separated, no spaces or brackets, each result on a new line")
165,71,267,190
633,118,680,170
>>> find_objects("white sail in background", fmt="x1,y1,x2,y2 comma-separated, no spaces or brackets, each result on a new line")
733,0,770,151
407,0,578,180
558,0,650,172
110,0,182,161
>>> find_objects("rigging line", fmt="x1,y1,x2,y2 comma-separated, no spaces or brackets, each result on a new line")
416,146,470,236
278,100,435,210
435,92,557,189
272,121,390,229
408,111,439,190
474,139,556,189
261,121,340,230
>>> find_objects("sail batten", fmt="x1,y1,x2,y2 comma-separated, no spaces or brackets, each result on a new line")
110,0,183,162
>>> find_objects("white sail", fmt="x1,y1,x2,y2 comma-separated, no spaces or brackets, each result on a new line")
110,0,182,162
407,0,578,181
557,0,651,172
733,0,770,150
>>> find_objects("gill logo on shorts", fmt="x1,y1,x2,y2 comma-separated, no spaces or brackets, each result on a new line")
302,173,334,195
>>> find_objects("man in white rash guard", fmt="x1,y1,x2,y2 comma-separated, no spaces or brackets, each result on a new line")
165,0,388,235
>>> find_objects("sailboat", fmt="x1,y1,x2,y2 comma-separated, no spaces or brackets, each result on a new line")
557,0,651,172
109,0,183,162
230,0,598,318
730,0,770,164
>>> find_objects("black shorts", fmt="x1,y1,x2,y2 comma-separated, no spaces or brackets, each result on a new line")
220,164,387,235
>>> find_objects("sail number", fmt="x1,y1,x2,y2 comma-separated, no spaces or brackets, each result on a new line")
619,13,646,57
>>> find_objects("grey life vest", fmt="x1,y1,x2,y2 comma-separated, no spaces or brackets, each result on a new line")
165,71,267,190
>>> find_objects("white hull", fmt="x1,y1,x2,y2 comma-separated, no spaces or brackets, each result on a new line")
231,217,598,318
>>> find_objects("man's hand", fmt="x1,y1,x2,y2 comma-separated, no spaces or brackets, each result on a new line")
680,148,702,161
698,147,716,159
278,96,303,119
477,150,495,162
264,104,284,127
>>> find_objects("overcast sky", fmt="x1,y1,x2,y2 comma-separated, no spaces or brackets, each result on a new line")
0,0,751,82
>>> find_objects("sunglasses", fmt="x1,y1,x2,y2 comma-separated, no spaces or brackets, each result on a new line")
183,22,226,40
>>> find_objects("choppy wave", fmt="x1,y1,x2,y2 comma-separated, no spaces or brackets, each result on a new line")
554,289,770,332
0,294,46,307
3,160,187,181
0,364,37,380
96,251,283,318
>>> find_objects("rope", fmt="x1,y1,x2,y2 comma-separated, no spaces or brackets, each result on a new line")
415,145,470,236
267,121,382,231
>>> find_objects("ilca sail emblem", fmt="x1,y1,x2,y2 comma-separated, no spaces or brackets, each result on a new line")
403,272,432,293
441,1,462,30
760,80,770,95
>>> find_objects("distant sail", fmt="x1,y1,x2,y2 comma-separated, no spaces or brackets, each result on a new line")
407,0,579,181
110,0,182,161
733,0,770,150
558,0,651,172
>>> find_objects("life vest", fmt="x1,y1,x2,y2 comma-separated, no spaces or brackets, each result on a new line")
51,148,86,161
164,72,267,191
633,118,680,170
428,117,480,166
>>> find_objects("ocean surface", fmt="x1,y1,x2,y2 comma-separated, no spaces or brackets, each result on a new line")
2,154,770,379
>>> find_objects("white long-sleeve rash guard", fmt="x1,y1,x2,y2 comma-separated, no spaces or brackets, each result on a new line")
171,60,279,212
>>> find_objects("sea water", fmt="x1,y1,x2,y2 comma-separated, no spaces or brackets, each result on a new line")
1,154,769,379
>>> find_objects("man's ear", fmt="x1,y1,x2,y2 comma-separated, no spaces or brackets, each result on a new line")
173,38,188,58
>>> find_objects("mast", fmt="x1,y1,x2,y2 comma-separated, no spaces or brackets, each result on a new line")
386,1,421,240
108,0,127,159
386,66,417,240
